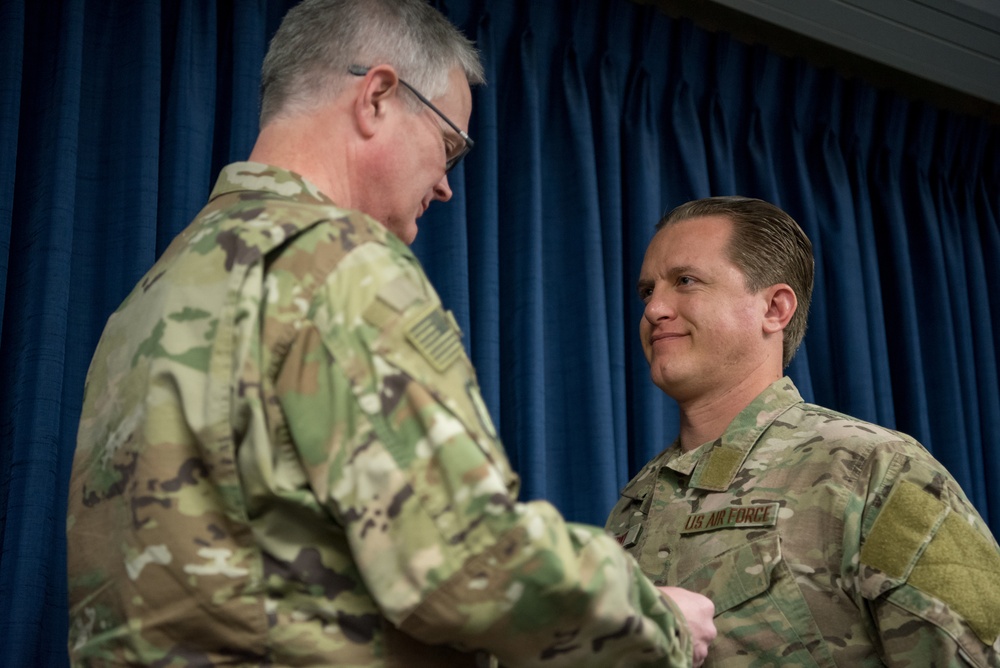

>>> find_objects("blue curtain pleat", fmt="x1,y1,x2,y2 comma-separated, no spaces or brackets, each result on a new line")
870,97,934,445
624,60,676,476
974,146,1000,525
746,47,783,205
157,1,221,253
0,1,85,663
814,80,882,422
2,0,999,663
0,0,25,588
705,37,741,195
592,48,630,491
534,37,620,521
219,1,270,164
463,9,503,413
843,83,897,426
0,0,23,346
937,118,994,516
789,65,828,400
496,10,548,499
903,106,972,486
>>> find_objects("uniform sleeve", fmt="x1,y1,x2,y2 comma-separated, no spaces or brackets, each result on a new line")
276,240,692,667
851,446,1000,667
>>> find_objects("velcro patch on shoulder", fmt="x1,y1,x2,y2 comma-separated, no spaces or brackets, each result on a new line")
405,304,462,373
378,274,425,313
909,512,1000,645
860,480,948,580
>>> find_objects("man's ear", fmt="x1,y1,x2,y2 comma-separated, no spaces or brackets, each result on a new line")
762,283,797,334
353,65,400,139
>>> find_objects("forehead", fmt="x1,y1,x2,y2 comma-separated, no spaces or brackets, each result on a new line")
642,215,735,268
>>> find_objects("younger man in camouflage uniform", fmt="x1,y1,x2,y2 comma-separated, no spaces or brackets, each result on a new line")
66,1,716,666
607,196,1000,666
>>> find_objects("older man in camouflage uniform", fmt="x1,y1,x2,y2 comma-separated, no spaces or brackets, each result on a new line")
66,0,718,666
607,196,1000,666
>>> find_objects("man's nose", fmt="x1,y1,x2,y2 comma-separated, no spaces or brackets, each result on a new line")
643,288,674,322
432,174,452,202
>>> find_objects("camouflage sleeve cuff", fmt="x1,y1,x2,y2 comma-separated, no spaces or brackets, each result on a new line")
397,504,692,667
653,584,694,666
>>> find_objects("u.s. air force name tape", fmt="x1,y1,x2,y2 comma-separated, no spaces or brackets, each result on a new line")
680,502,780,535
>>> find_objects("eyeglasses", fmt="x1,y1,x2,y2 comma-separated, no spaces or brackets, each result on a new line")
349,65,474,173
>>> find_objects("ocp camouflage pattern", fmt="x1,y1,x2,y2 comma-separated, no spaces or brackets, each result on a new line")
607,377,1000,667
67,162,693,667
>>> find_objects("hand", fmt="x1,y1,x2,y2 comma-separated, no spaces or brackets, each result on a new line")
658,586,716,667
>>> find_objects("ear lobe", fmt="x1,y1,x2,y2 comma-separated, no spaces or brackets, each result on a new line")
353,66,400,139
762,284,797,334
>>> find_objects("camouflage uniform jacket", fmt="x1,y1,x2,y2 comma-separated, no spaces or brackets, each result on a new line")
606,377,1000,667
67,162,694,668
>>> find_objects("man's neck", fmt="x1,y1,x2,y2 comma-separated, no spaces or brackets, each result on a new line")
676,372,781,452
247,110,354,207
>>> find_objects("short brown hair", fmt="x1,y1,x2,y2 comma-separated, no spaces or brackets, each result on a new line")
657,196,814,367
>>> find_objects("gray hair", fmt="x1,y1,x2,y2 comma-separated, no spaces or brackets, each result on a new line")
657,196,815,368
260,0,485,127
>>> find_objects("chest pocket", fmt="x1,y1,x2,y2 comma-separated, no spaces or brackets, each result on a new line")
677,532,836,668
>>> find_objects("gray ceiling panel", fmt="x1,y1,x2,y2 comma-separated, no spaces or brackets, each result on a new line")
705,0,1000,105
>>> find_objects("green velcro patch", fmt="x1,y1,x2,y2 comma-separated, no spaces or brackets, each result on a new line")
378,274,424,313
690,447,745,491
362,297,396,330
861,480,948,580
910,513,1000,645
405,304,462,373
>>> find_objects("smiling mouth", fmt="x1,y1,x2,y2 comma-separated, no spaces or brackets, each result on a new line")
650,332,685,345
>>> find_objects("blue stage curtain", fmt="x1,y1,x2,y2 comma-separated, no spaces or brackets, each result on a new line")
1,0,998,664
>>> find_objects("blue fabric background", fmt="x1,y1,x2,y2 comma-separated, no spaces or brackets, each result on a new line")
1,0,998,664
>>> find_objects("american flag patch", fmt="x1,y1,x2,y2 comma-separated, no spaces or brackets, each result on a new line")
405,305,462,372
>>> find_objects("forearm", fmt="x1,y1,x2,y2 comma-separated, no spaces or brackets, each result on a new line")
303,364,690,665
396,501,692,667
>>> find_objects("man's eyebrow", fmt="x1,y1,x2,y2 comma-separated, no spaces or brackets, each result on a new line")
669,264,698,277
636,265,699,290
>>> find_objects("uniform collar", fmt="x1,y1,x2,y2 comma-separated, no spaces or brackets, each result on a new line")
209,162,335,206
681,377,803,491
616,378,801,504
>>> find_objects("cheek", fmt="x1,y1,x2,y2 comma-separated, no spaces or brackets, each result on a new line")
638,318,652,354
717,301,762,342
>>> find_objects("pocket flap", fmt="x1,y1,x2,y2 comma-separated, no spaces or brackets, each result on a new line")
677,532,781,616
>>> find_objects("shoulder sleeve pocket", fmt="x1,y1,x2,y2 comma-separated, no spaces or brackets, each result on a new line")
677,532,781,616
358,274,514,487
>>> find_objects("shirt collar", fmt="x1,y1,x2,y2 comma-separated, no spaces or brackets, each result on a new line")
209,162,335,206
617,378,802,503
683,376,803,491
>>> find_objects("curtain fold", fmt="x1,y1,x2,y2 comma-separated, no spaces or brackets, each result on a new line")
844,83,896,426
1,2,87,664
2,0,999,664
0,1,23,342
